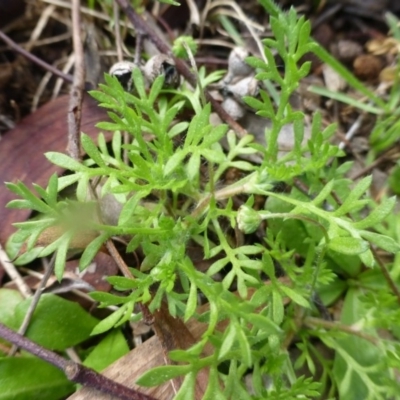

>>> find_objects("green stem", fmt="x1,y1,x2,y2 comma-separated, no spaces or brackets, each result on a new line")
304,316,380,346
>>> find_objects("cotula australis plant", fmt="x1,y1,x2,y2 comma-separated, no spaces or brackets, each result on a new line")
4,1,400,399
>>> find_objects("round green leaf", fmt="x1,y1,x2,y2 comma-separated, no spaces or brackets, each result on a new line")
0,289,24,329
0,357,74,400
14,294,98,351
83,329,129,372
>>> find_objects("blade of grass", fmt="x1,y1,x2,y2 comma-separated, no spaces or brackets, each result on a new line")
312,44,387,110
308,85,383,114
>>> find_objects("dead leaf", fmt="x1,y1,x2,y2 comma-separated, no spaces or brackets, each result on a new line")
0,94,118,291
67,301,227,400
0,94,109,246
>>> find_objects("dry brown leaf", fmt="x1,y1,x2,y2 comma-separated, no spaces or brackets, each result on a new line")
0,94,109,245
67,301,227,400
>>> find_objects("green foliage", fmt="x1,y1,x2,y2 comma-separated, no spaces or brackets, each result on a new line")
172,36,198,59
0,290,129,400
0,291,99,351
0,357,74,400
331,289,391,400
83,329,129,372
245,7,317,163
157,0,180,5
4,1,400,399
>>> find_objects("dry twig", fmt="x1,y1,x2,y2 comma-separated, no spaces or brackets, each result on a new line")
67,0,86,160
0,30,74,84
0,244,32,298
8,254,56,356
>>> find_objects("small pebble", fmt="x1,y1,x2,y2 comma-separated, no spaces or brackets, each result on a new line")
336,40,363,62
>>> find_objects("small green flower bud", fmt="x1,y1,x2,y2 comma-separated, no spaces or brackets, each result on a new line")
172,36,198,59
237,205,262,234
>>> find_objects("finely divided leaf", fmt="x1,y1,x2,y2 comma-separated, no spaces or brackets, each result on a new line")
6,182,52,214
360,231,400,253
164,149,188,176
328,236,369,255
312,179,334,207
280,285,310,308
136,364,192,387
54,231,73,280
45,152,86,172
334,176,372,216
80,232,109,270
219,322,237,360
81,133,106,167
184,281,198,322
272,290,284,324
91,304,128,335
353,196,396,229
185,104,211,146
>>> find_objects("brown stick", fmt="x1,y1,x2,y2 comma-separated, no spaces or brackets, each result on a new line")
371,247,400,306
68,0,86,160
0,29,74,85
8,254,56,356
304,316,379,345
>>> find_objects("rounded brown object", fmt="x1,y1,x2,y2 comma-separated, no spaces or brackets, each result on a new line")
379,66,397,83
353,54,383,81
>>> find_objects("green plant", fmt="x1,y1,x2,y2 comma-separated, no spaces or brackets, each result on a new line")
4,1,400,399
